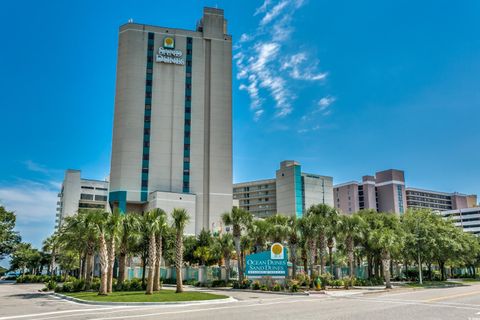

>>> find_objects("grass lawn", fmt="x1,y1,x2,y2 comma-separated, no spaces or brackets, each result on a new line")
406,281,464,288
64,290,228,303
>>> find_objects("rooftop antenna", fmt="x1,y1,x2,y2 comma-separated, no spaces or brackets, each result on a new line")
128,18,133,23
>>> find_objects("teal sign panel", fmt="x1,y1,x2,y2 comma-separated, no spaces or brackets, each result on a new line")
245,248,288,277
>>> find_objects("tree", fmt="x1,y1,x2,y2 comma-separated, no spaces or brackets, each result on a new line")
298,214,316,276
118,213,141,286
325,209,340,276
402,209,438,284
307,204,336,275
286,216,300,279
0,206,21,260
88,210,109,295
144,209,166,295
266,214,289,244
248,220,269,253
153,210,167,292
370,213,404,289
338,214,365,278
106,209,123,293
221,207,252,282
172,208,190,293
10,243,41,275
216,233,235,281
42,234,59,275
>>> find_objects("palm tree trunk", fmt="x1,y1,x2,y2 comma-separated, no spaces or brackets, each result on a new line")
118,251,127,285
225,257,230,282
50,249,56,276
153,234,162,291
308,238,316,277
382,250,391,289
175,231,184,293
290,244,298,279
85,251,94,290
347,238,354,277
319,234,326,275
146,233,156,295
233,236,243,282
328,246,334,278
98,233,108,295
107,238,115,293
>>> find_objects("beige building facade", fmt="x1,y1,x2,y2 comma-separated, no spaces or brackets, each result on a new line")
109,8,232,234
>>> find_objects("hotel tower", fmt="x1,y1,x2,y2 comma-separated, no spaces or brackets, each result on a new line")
109,7,232,234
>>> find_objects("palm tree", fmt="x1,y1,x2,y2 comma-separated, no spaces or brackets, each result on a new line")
338,214,365,278
88,209,109,295
172,208,190,293
325,209,339,276
370,214,404,289
248,220,269,253
286,216,300,279
308,204,335,274
106,209,123,293
298,214,316,277
144,209,166,295
266,214,289,244
42,234,59,276
217,233,235,282
221,207,252,282
153,209,167,292
118,213,141,286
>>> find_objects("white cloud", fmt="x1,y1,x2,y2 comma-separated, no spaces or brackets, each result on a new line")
234,0,329,120
0,180,59,223
317,96,336,112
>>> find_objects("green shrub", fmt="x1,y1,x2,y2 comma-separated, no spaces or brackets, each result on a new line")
252,281,261,290
319,273,333,290
45,280,57,291
211,280,227,287
272,283,282,291
290,282,299,292
260,285,268,291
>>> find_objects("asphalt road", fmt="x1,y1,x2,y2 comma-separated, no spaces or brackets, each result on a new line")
2,281,480,320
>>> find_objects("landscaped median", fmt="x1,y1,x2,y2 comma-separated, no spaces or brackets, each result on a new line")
54,290,232,305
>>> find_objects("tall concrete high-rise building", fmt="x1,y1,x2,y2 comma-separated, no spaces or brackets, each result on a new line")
233,160,334,219
109,7,232,234
334,168,477,214
55,170,109,230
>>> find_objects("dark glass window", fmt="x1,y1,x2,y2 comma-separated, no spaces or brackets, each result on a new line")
186,96,191,101
147,68,153,73
146,80,152,86
187,49,192,55
95,195,107,201
186,61,192,66
187,38,192,44
186,84,192,89
145,92,152,98
185,107,191,113
143,141,150,147
184,144,190,150
148,33,154,40
147,56,153,62
142,168,149,174
145,104,151,110
142,180,148,187
148,45,154,51
184,132,190,138
80,193,94,200
185,120,191,126
144,128,150,135
144,116,151,122
186,72,192,77
142,154,149,160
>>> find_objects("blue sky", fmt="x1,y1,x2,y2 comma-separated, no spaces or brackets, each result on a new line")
1,0,479,261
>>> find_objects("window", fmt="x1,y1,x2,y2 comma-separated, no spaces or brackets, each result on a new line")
145,92,152,98
142,180,148,187
144,128,150,135
146,79,152,86
142,154,149,160
187,38,192,44
186,61,192,67
186,72,192,77
144,116,151,122
81,186,94,190
142,168,149,174
96,187,108,191
185,96,191,101
185,120,191,126
148,33,154,40
185,107,191,113
187,49,192,55
148,45,154,51
145,104,151,110
95,195,107,201
147,56,153,62
80,193,94,200
186,83,192,89
184,132,190,138
184,143,190,150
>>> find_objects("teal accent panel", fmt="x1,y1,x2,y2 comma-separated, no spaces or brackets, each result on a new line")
294,165,303,218
109,191,127,214
245,248,288,277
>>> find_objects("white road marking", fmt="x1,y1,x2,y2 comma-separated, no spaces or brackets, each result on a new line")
0,307,129,320
94,299,323,320
346,296,480,311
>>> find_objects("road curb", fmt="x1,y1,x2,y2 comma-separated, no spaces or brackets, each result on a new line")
210,288,310,296
51,292,236,306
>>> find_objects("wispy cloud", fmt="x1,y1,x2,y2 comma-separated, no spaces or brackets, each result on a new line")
235,0,330,120
24,160,61,176
317,96,336,115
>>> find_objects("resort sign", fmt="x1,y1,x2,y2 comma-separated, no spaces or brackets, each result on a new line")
156,36,184,65
245,243,288,278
